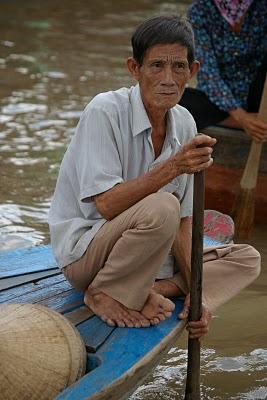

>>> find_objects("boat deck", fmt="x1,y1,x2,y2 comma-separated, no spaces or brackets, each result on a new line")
0,209,232,400
0,244,187,400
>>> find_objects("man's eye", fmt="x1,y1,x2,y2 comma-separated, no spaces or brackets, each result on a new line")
173,62,187,70
151,62,163,68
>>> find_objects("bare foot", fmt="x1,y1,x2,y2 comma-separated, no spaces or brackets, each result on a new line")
141,291,175,325
84,287,150,328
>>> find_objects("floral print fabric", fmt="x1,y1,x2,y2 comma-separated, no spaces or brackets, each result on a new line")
188,0,267,112
213,0,253,27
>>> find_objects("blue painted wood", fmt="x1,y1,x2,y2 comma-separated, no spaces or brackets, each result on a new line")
0,245,57,278
0,274,66,303
55,298,184,400
0,277,71,304
76,316,115,353
0,234,227,400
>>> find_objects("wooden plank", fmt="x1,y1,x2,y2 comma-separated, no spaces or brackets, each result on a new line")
39,289,84,313
0,245,57,278
0,276,72,304
0,273,66,303
64,305,95,326
55,299,186,400
0,268,60,291
76,315,115,353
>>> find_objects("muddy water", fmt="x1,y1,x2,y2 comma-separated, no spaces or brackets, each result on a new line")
0,1,266,398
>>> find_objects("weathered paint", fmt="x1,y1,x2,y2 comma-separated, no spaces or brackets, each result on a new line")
55,299,185,400
0,244,58,278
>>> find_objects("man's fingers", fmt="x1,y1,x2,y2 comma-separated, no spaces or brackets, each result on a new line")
188,320,209,328
186,323,209,338
193,134,217,147
178,305,190,319
183,134,216,151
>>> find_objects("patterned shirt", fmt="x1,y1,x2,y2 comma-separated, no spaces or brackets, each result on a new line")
188,0,267,112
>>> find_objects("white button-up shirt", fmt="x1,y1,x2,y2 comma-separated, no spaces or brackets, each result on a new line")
49,84,197,268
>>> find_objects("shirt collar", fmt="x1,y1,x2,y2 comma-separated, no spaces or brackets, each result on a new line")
130,83,181,147
130,84,151,137
166,108,181,147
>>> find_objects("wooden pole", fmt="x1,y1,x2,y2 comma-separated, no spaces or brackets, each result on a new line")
233,75,267,239
184,169,205,400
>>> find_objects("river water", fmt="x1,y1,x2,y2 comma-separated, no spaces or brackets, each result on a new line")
0,0,266,398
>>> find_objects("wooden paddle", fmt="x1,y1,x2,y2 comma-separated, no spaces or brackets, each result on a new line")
184,169,205,400
233,75,267,238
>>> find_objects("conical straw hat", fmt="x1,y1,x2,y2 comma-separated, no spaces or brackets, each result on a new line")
0,303,87,400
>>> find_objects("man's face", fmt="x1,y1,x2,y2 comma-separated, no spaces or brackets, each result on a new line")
129,43,198,114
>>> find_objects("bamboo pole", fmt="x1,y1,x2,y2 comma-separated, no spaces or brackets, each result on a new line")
184,169,205,400
233,75,267,238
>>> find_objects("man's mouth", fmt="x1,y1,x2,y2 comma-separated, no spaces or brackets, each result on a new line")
157,92,177,95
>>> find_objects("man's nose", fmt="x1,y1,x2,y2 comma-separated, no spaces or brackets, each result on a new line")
162,66,175,85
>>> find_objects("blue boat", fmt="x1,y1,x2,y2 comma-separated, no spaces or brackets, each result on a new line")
0,212,232,400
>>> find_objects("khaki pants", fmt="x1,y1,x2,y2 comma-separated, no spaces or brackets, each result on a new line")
63,193,261,312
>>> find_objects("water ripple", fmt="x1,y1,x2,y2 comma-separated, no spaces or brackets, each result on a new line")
2,103,47,114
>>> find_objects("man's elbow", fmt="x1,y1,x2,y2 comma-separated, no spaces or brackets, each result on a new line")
94,195,114,220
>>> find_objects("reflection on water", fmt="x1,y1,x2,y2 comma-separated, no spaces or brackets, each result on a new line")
0,1,266,399
131,346,267,399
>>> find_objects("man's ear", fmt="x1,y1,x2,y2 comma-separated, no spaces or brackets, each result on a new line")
189,60,200,79
127,57,141,80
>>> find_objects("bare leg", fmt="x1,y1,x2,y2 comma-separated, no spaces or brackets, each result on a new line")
153,279,184,298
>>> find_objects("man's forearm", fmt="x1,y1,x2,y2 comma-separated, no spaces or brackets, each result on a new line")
94,158,178,220
94,134,216,220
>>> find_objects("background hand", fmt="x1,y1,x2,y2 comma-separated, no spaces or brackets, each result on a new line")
230,108,267,142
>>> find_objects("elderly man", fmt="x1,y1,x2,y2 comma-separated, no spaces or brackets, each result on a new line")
49,16,260,338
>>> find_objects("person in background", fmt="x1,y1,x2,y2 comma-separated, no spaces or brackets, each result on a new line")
49,16,261,338
180,0,267,142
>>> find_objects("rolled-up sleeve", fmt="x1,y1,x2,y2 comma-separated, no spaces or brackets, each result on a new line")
71,104,123,202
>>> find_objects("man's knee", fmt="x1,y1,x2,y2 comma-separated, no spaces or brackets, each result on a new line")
245,245,261,278
236,244,261,279
139,192,180,233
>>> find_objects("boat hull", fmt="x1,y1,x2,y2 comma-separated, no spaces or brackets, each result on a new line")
0,214,234,400
203,126,267,224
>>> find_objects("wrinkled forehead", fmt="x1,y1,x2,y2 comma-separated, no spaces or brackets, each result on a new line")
144,43,189,62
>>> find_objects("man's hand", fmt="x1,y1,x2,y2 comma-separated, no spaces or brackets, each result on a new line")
230,108,267,142
172,134,217,175
178,294,212,340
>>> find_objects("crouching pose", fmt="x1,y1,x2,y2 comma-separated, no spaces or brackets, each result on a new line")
49,16,260,338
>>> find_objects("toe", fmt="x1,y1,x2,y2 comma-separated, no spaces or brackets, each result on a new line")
140,319,150,328
133,321,142,328
160,298,175,312
151,317,160,325
157,313,166,321
163,311,172,318
117,320,126,328
105,318,116,327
